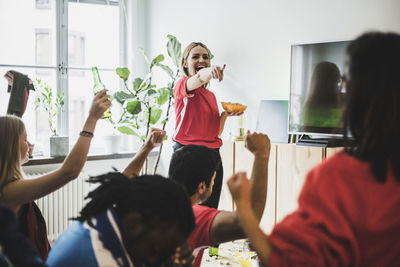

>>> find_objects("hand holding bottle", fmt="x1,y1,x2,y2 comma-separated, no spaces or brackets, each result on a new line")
92,66,112,118
88,89,112,120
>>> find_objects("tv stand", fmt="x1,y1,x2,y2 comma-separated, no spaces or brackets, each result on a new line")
296,135,353,148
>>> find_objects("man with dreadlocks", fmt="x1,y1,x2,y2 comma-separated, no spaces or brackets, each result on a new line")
47,128,196,267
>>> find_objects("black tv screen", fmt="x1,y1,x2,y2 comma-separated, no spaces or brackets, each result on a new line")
289,40,351,137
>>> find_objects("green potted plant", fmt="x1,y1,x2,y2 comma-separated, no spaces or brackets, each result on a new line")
114,35,182,173
34,79,67,157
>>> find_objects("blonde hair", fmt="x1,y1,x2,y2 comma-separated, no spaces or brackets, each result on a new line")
180,42,211,77
0,115,25,194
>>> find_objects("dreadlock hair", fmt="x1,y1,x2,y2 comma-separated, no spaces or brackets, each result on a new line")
343,32,400,183
75,172,195,238
169,145,221,196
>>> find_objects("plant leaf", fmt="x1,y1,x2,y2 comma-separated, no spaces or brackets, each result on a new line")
209,50,214,60
140,84,156,94
126,100,142,115
128,123,139,129
156,87,169,106
114,91,135,104
149,107,162,124
146,89,157,96
150,54,164,68
155,63,174,79
116,67,130,81
140,48,151,66
133,78,144,92
167,34,182,68
117,126,140,136
138,73,152,91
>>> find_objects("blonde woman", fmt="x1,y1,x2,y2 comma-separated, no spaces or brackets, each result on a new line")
0,90,110,260
172,42,242,208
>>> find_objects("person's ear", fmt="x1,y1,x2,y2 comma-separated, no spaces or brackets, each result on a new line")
183,60,188,68
198,181,206,194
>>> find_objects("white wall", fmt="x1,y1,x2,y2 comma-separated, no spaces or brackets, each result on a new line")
131,0,400,175
143,0,400,126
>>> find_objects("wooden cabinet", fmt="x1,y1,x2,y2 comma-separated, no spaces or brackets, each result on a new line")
219,141,276,233
234,141,277,234
325,147,344,159
220,141,344,234
276,144,324,222
259,144,276,234
219,140,235,212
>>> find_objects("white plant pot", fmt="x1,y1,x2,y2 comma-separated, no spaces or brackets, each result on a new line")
50,136,69,157
104,135,123,154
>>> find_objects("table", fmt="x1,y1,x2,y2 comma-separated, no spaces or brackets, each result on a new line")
200,239,259,267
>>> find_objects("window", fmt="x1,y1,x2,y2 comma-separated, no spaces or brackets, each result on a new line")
36,29,51,65
68,32,85,76
67,1,121,154
0,0,123,156
36,0,51,9
35,29,52,76
68,32,85,67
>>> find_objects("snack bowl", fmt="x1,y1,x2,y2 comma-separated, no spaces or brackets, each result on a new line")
221,102,247,113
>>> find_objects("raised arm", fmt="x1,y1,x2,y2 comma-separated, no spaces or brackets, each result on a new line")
186,64,225,91
1,90,111,209
122,128,166,178
209,132,270,245
246,132,270,220
228,173,272,266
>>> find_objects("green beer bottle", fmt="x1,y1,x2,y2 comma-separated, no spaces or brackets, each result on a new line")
92,66,111,118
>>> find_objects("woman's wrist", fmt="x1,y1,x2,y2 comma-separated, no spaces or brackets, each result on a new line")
82,116,97,132
220,113,228,123
80,131,94,138
198,67,212,83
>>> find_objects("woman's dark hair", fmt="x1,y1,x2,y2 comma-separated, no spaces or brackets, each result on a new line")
169,145,221,196
304,61,341,109
344,32,400,182
75,172,195,238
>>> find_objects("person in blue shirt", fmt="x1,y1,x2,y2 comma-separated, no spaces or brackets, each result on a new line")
47,172,195,267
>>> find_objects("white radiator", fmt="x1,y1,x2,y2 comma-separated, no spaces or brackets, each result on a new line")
25,171,92,243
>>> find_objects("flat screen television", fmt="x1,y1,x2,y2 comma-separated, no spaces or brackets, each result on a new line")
288,40,351,138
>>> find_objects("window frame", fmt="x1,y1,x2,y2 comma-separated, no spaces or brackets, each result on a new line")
0,0,125,143
36,0,52,10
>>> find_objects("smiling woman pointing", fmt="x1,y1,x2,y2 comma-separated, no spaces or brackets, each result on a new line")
172,42,241,209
